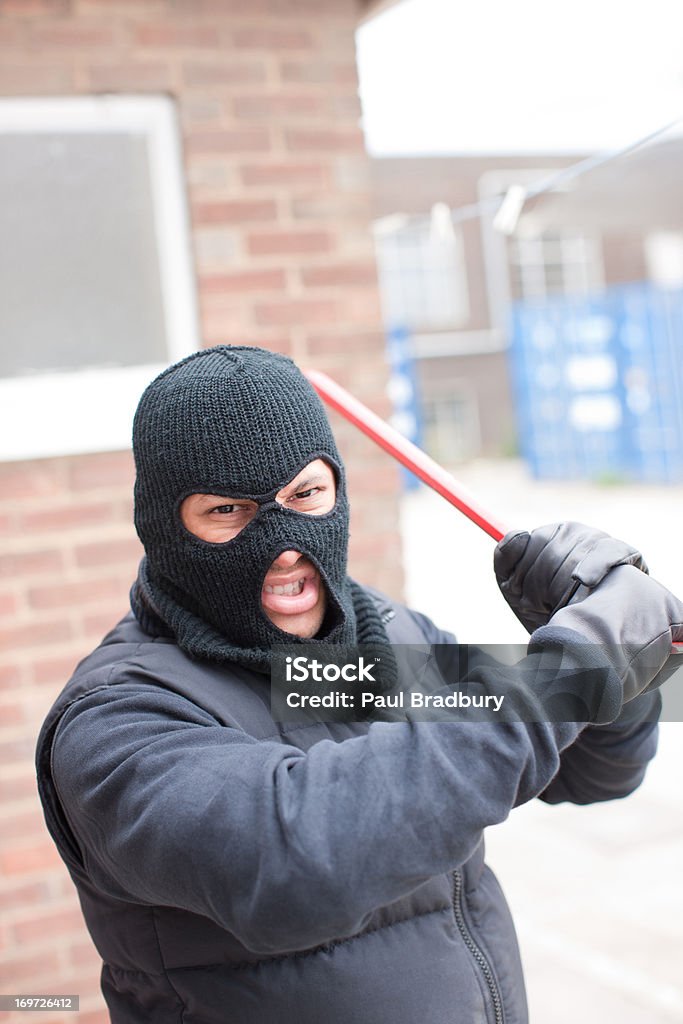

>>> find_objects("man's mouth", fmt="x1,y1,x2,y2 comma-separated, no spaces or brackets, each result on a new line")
263,577,305,596
261,568,322,616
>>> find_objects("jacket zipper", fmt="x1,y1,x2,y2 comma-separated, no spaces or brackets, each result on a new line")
452,870,504,1024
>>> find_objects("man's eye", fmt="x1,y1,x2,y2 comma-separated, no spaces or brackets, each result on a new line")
294,488,318,500
211,504,237,515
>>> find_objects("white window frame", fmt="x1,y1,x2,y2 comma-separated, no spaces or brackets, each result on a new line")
373,214,469,332
508,231,604,301
0,95,199,462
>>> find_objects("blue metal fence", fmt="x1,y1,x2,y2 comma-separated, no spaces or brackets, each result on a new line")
509,284,683,482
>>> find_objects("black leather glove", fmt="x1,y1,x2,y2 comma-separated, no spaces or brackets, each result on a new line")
494,522,648,634
543,565,683,703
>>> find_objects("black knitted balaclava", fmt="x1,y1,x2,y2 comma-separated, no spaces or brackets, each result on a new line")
130,346,387,672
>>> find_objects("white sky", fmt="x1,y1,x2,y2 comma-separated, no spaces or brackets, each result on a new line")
356,0,683,155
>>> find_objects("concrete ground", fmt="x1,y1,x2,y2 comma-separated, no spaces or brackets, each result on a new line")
400,459,683,1023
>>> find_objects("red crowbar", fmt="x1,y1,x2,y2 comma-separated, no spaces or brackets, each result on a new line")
305,369,505,541
305,368,683,656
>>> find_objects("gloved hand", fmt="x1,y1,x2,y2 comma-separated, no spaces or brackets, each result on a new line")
494,522,648,634
538,564,683,703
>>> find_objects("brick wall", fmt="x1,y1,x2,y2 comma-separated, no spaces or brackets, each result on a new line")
0,2,401,1020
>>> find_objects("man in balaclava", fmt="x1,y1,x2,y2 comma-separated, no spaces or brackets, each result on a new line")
130,344,391,670
36,344,682,1024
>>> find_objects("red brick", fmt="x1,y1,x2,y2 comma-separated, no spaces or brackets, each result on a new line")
305,331,385,357
254,299,338,328
78,1011,111,1024
267,0,351,10
0,0,68,13
0,880,50,910
231,27,313,50
349,533,401,563
0,64,73,92
0,808,42,845
173,0,268,9
200,311,251,346
67,939,101,968
29,655,80,687
301,263,379,288
291,191,372,221
285,128,364,153
337,289,382,324
20,503,116,532
0,950,62,985
0,734,38,766
0,665,24,691
233,94,323,120
187,157,234,191
0,701,24,727
0,592,18,616
0,463,63,502
247,229,332,257
0,620,73,650
74,538,142,569
324,94,363,120
186,129,271,155
76,0,166,8
28,23,117,47
220,335,292,355
67,452,134,491
193,226,239,272
13,907,86,945
180,96,224,125
347,461,399,492
200,269,287,294
0,768,38,803
183,60,266,87
83,611,123,639
86,61,174,91
193,200,277,225
28,578,125,611
135,24,220,48
0,550,63,578
0,840,61,876
0,23,23,45
280,59,358,85
241,162,330,188
118,496,135,522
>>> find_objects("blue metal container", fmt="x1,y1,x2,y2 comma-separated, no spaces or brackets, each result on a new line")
509,284,683,482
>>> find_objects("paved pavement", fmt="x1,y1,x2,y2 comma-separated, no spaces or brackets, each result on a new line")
400,460,683,1023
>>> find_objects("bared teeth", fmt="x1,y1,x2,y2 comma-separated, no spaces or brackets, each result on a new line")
264,577,305,596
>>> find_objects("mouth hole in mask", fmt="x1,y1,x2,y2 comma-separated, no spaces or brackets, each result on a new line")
259,547,345,641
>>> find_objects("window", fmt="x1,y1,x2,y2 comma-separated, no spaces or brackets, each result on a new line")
0,96,199,461
507,231,604,301
373,211,469,332
421,385,480,464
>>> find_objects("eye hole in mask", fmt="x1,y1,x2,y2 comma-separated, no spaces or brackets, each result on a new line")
179,457,338,545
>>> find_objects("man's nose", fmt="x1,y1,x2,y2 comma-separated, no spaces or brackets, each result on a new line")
270,549,304,570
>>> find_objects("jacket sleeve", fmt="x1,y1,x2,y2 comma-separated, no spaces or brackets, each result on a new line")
52,652,603,957
405,605,661,806
538,690,661,804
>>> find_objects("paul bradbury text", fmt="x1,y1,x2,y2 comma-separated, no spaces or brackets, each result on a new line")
285,690,505,712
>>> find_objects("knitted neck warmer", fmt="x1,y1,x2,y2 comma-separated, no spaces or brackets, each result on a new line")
131,346,391,673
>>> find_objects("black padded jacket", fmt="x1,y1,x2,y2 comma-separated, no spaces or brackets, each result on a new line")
36,591,660,1024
